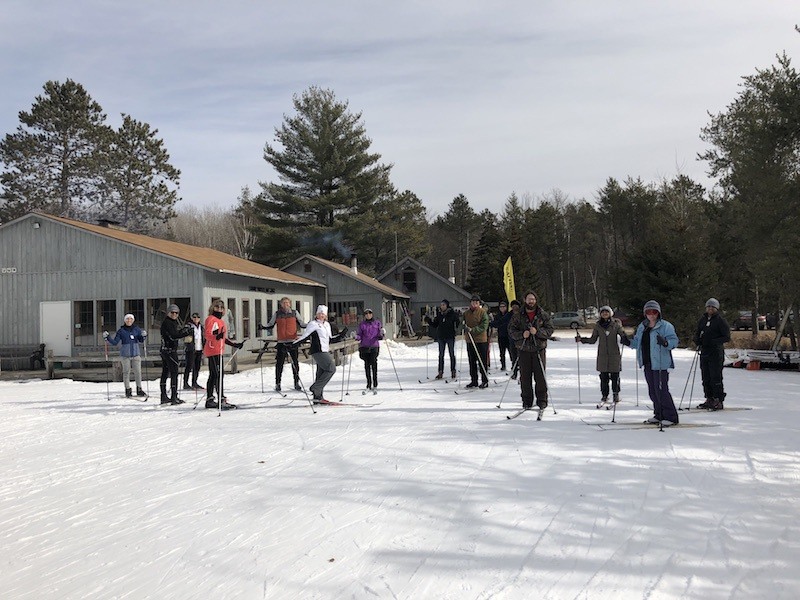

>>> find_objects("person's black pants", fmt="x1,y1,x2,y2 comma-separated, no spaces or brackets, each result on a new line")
700,347,725,401
275,342,300,385
183,345,202,387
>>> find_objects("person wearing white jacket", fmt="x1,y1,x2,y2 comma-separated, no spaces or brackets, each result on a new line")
294,305,348,403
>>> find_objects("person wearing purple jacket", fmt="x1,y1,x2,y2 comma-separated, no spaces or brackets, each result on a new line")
355,308,384,390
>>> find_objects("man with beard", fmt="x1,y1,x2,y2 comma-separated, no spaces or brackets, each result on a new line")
508,291,554,410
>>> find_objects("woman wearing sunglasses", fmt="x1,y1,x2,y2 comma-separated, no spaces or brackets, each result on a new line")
625,300,680,426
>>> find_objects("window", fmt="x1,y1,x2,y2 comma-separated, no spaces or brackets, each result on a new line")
303,260,312,273
173,298,191,324
255,299,263,337
148,298,168,345
402,268,417,293
73,301,94,347
242,300,250,339
267,299,274,323
227,298,236,339
124,299,145,328
98,300,117,341
330,301,364,329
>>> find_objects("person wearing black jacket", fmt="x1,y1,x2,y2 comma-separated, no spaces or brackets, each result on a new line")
160,304,193,405
490,301,513,372
424,299,460,380
693,298,731,410
508,291,554,410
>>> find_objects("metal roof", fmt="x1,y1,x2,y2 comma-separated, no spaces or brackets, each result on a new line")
21,212,324,287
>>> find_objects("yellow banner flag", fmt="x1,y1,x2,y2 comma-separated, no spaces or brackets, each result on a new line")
503,257,516,302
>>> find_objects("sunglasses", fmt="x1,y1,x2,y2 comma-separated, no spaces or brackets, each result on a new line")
645,309,659,315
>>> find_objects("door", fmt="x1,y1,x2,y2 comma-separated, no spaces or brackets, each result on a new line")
40,301,71,356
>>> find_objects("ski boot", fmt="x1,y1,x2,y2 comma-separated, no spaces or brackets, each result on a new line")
136,387,147,397
125,388,133,398
596,396,610,409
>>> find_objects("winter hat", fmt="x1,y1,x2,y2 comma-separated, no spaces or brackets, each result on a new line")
364,308,373,314
705,298,720,310
510,300,521,308
440,299,450,307
470,294,481,302
599,305,613,316
499,301,508,307
167,304,180,313
643,300,661,316
123,313,135,322
316,304,328,316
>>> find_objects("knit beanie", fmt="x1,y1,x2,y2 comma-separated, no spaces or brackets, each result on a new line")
643,300,661,316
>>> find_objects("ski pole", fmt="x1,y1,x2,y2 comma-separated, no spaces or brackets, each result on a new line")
495,355,520,408
340,350,346,401
612,342,623,423
678,347,700,410
345,346,354,396
289,347,316,413
571,322,582,404
217,353,223,416
536,350,556,415
143,338,150,398
466,330,490,386
383,338,402,391
104,339,111,401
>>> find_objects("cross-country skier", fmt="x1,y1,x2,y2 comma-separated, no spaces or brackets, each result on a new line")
263,296,307,392
293,305,348,403
575,305,628,407
627,300,680,426
203,300,244,410
424,299,460,380
183,312,204,390
693,298,731,410
104,313,147,398
463,295,490,388
355,308,383,390
508,290,554,410
160,305,193,405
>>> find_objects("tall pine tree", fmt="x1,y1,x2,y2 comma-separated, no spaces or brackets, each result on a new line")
253,87,393,266
0,79,109,222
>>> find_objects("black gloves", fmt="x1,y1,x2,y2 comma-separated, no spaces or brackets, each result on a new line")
215,329,224,340
232,341,244,350
340,326,349,337
620,335,631,347
656,334,668,347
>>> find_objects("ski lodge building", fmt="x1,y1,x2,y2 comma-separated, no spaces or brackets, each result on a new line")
0,212,324,364
282,254,409,339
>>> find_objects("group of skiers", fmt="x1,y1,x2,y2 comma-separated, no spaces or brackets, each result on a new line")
423,294,731,426
104,292,732,423
104,300,244,409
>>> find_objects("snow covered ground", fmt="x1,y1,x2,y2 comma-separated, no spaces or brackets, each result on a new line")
2,337,800,599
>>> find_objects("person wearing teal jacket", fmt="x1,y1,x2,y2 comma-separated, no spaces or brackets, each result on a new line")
626,300,680,426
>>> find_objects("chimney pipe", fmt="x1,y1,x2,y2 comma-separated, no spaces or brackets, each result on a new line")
351,252,358,275
448,259,456,284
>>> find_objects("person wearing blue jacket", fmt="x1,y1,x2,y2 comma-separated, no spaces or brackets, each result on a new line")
625,300,680,426
355,308,384,390
104,313,147,398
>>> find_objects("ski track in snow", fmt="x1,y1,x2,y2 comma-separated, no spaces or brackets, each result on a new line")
2,339,800,599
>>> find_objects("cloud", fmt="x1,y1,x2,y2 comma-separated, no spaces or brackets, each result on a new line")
1,1,798,214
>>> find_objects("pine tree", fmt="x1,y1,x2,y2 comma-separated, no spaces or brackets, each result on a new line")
253,87,393,266
98,114,180,233
466,210,505,300
0,79,109,222
352,189,430,275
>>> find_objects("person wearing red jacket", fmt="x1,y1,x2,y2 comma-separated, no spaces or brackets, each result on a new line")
203,300,243,410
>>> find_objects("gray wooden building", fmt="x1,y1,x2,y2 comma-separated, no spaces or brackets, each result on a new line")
0,212,324,357
377,256,473,333
282,254,409,338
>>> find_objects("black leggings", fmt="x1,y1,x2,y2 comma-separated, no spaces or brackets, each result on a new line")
206,354,224,399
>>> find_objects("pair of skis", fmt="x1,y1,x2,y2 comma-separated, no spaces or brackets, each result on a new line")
506,407,544,421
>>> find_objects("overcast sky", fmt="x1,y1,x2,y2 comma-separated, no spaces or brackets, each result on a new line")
1,1,798,217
